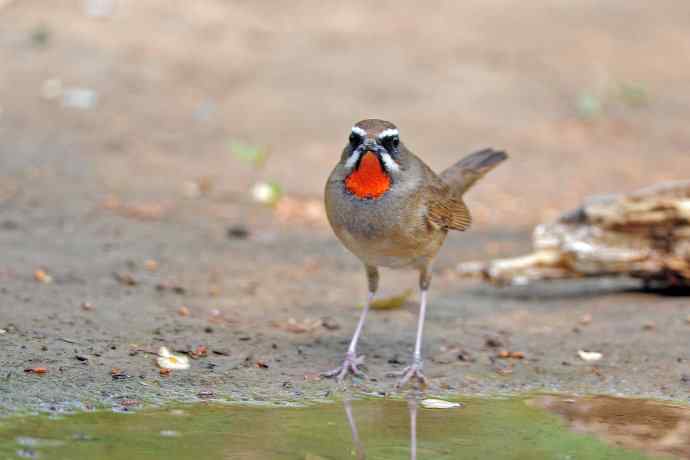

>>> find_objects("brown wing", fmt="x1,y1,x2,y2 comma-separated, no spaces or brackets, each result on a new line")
427,194,472,231
406,148,474,232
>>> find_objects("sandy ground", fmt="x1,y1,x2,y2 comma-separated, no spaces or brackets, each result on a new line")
1,0,689,413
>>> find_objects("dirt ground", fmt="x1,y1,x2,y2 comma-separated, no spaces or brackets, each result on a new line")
1,0,689,414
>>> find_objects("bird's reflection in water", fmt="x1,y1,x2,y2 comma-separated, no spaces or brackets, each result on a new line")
339,394,690,460
409,398,418,460
344,396,419,460
343,397,366,460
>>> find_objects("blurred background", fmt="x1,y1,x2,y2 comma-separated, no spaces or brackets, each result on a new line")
3,0,690,231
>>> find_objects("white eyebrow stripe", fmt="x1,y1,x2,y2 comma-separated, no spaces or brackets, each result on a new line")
377,128,399,139
380,152,400,172
351,126,367,137
344,150,361,170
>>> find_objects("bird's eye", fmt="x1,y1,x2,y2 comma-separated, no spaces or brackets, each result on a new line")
349,132,362,147
382,135,400,150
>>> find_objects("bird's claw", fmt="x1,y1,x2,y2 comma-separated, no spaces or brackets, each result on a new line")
322,352,367,382
391,360,428,389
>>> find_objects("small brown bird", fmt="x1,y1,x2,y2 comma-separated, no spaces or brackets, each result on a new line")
324,119,507,387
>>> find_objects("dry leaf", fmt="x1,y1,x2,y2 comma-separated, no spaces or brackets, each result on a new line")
362,289,413,310
497,350,524,359
24,367,47,374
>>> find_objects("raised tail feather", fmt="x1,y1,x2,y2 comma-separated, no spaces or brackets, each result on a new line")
440,148,508,197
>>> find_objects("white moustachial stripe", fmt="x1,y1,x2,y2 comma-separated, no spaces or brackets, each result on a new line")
380,152,400,172
344,150,361,170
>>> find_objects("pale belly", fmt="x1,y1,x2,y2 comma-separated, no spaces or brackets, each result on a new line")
334,222,446,269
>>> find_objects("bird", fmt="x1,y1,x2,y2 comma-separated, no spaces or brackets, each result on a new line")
323,118,507,387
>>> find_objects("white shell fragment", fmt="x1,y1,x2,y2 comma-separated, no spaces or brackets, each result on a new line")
577,350,603,362
157,346,190,370
421,399,463,409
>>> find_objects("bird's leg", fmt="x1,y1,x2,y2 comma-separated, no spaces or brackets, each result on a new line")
323,266,378,382
396,267,430,388
322,293,371,380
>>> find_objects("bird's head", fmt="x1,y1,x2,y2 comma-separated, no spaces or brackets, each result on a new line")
342,119,403,199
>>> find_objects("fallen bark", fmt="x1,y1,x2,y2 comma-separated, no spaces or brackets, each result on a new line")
458,180,690,287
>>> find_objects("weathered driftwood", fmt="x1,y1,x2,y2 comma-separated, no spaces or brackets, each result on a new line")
458,180,690,287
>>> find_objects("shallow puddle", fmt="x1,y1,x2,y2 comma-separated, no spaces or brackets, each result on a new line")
0,395,687,459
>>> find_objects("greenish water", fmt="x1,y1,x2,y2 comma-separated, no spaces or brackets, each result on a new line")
0,395,685,459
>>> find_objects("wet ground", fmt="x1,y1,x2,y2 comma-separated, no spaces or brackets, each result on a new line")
1,395,689,459
1,0,690,417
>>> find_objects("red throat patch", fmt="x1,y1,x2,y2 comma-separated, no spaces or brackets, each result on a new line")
345,151,391,199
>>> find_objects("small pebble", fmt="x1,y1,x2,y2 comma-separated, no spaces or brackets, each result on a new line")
62,88,98,110
34,269,52,284
321,317,340,330
485,337,503,348
41,78,63,100
182,181,202,199
85,0,115,18
227,225,250,240
197,390,215,399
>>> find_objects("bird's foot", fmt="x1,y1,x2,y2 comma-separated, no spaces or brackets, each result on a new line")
391,359,428,389
322,352,367,382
